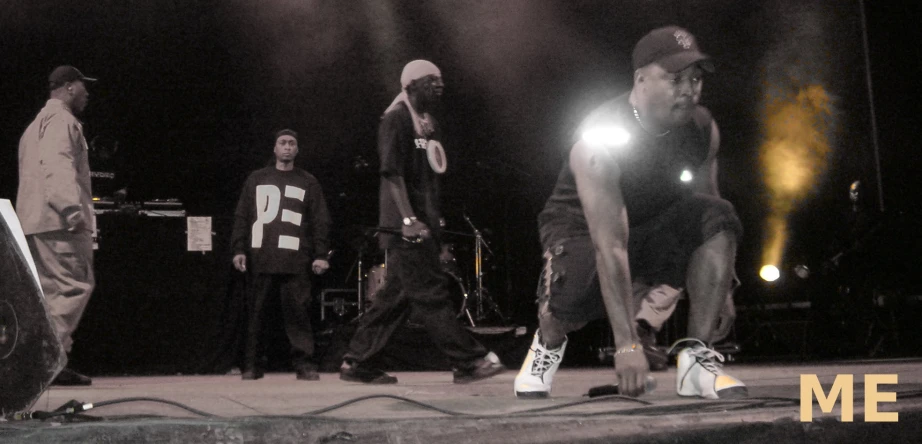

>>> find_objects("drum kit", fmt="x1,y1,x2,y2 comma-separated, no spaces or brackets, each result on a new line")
353,215,507,327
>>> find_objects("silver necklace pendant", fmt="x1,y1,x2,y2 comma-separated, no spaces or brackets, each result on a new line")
632,106,670,137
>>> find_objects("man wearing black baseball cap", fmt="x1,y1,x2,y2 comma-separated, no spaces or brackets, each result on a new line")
17,65,98,386
515,26,747,400
48,65,97,90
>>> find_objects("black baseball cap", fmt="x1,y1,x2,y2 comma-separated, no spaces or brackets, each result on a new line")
632,26,714,73
48,65,97,90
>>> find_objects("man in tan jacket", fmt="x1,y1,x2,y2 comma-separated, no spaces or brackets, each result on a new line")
17,65,97,386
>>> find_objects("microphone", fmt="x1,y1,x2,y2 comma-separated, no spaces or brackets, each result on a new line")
586,375,657,397
364,226,427,244
10,411,33,421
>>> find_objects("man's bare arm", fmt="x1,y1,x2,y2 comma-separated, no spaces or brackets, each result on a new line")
570,140,649,395
385,175,415,220
384,175,428,238
569,140,635,349
693,120,721,196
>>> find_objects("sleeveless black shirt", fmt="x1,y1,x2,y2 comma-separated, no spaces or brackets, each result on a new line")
538,93,713,248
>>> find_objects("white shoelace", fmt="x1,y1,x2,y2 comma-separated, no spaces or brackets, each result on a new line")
668,338,726,374
687,346,726,374
530,347,562,375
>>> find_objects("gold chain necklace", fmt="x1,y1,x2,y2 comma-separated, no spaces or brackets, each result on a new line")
632,105,670,137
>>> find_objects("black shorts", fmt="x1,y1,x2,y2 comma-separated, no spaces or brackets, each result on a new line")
538,193,742,323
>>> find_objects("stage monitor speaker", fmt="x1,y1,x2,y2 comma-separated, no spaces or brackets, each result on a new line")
0,199,65,416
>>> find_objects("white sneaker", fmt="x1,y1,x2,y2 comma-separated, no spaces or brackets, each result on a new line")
514,330,567,399
672,338,747,399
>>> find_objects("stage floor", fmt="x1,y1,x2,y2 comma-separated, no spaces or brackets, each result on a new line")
5,359,922,443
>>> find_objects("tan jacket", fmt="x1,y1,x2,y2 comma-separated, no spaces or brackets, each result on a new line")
17,99,94,235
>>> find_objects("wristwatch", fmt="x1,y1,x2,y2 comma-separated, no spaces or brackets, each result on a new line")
402,216,417,226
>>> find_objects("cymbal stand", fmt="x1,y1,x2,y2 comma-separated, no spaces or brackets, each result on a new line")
344,241,367,315
356,249,365,314
463,214,507,324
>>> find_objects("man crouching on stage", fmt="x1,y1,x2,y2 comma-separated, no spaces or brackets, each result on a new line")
515,26,748,399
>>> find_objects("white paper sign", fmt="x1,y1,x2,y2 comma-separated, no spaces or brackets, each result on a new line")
186,216,212,252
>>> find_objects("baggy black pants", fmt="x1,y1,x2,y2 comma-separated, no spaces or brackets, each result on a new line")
244,272,314,370
344,240,486,368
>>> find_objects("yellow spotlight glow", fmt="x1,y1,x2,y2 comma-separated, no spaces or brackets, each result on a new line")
759,265,780,282
759,85,832,268
581,126,631,148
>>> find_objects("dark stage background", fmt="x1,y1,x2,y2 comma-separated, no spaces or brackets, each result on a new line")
1,0,920,374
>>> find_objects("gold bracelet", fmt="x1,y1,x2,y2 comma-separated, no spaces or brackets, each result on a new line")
614,344,641,355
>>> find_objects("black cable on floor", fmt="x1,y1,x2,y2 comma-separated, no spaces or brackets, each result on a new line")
595,397,801,417
302,394,474,416
14,397,220,421
9,389,920,423
300,393,651,417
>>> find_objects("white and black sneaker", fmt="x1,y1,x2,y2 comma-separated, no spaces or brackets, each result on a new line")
514,330,567,399
671,338,747,399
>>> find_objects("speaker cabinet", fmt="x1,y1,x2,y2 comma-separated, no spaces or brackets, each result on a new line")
0,200,65,416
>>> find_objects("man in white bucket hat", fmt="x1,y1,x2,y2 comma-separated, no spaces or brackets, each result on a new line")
340,60,505,385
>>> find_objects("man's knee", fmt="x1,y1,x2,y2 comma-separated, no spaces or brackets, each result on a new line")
699,197,743,243
699,230,738,256
538,299,587,346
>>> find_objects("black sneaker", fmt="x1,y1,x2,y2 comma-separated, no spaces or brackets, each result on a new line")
241,368,264,380
339,361,397,384
52,368,92,386
296,366,320,381
453,352,505,384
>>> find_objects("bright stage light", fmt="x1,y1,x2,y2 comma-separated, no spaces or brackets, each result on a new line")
581,126,631,148
679,169,693,182
759,85,832,269
760,265,780,282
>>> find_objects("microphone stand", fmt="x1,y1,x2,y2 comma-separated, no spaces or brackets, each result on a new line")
345,230,376,316
463,214,506,324
356,244,365,314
